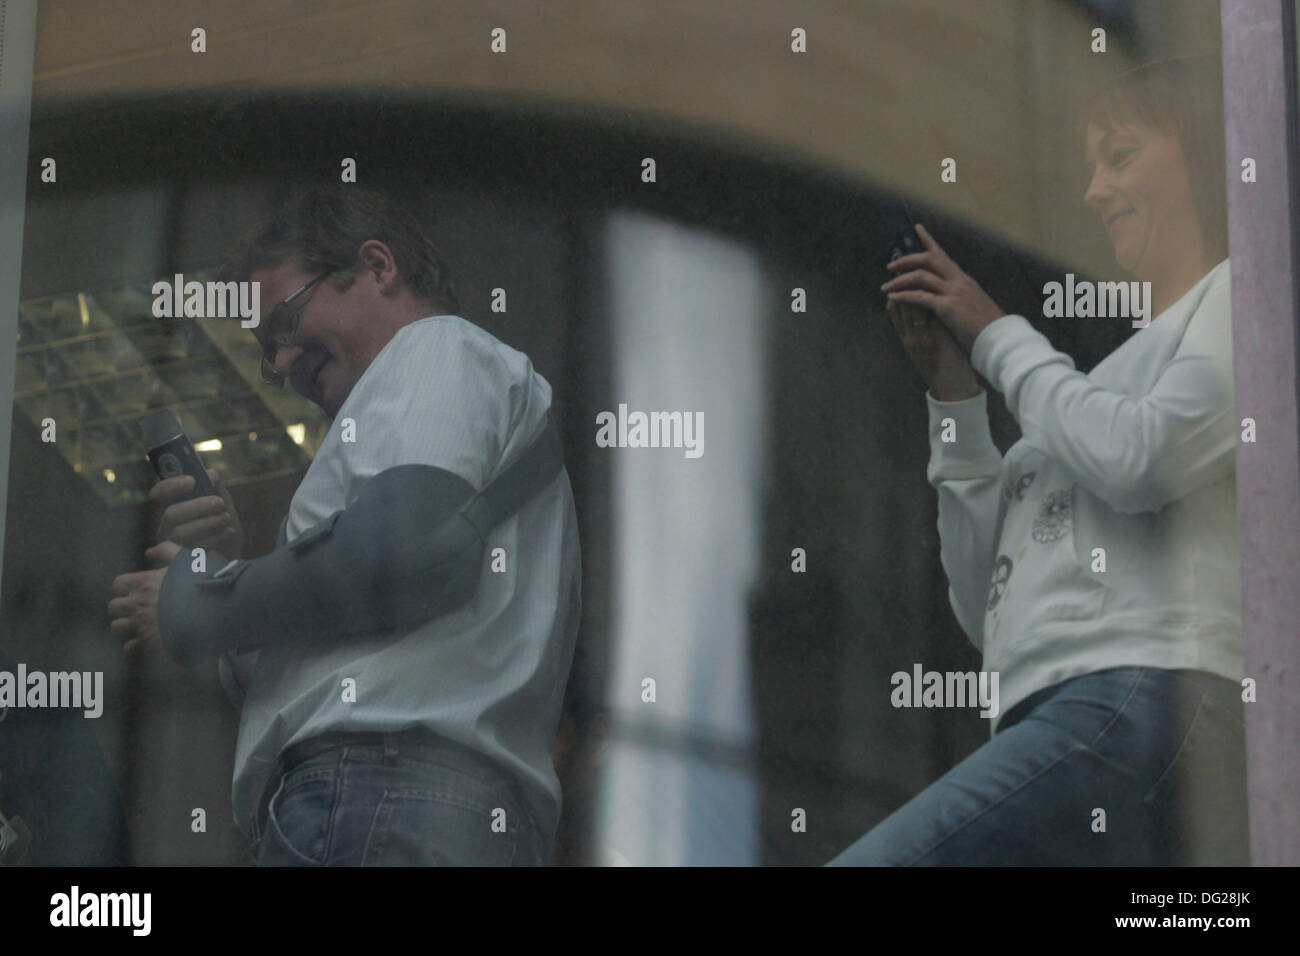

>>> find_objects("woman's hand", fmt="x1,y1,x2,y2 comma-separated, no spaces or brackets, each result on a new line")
886,297,982,401
881,223,1007,352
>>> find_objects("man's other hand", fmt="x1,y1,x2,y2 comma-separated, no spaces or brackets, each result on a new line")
109,541,180,655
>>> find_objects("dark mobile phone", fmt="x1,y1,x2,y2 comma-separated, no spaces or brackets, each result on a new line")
885,202,922,265
139,409,217,501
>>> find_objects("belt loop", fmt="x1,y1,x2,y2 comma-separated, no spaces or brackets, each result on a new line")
383,732,400,758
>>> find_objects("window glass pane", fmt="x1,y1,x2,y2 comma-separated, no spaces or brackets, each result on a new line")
0,0,1255,871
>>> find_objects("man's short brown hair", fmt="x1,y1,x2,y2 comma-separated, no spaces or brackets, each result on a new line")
222,186,461,339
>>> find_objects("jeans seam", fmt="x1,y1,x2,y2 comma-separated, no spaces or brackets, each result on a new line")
369,787,502,817
1083,667,1147,751
361,788,391,865
902,741,1087,866
359,787,521,865
1141,692,1209,805
280,767,336,793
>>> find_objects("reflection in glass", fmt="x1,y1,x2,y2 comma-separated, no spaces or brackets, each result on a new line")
597,210,766,865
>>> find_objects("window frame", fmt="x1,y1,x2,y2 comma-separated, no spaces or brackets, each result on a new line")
1221,0,1300,866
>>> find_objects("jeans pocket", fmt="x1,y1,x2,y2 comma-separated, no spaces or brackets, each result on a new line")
264,766,340,866
362,788,521,866
1142,691,1249,865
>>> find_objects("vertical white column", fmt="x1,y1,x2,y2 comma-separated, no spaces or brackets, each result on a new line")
598,210,765,865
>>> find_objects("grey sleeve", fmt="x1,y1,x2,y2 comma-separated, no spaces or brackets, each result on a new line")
157,464,485,668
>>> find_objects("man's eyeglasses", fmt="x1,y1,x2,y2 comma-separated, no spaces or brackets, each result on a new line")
260,271,332,387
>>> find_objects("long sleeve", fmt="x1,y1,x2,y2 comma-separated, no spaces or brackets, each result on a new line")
160,422,563,667
157,463,487,667
970,279,1235,515
214,517,286,708
926,389,1006,650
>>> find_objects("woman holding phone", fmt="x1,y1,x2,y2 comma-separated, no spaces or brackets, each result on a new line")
829,57,1247,866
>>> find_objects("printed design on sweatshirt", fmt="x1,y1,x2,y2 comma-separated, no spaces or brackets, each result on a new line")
987,554,1014,611
985,545,1027,645
1014,472,1038,501
1032,488,1072,543
1001,467,1038,502
1001,447,1046,503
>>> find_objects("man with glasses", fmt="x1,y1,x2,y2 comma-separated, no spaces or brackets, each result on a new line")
108,186,581,866
258,270,333,384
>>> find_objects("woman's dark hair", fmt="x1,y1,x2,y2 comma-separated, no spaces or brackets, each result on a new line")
221,185,461,322
1079,55,1229,264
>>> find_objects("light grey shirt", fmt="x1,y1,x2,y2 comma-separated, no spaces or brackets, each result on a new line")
219,314,582,840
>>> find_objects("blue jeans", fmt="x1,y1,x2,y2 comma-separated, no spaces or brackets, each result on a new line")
827,666,1249,866
254,731,549,866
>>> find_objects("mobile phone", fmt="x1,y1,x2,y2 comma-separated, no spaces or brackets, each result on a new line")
885,202,923,265
139,409,217,501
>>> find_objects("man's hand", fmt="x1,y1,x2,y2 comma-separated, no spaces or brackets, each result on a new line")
881,223,1007,352
108,540,180,655
148,468,243,567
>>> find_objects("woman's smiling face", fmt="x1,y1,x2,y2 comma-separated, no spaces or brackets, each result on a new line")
1083,120,1204,279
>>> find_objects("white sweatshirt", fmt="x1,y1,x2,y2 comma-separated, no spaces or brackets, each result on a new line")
925,259,1242,733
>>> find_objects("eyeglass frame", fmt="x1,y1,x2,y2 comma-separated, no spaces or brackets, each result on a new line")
259,270,334,387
